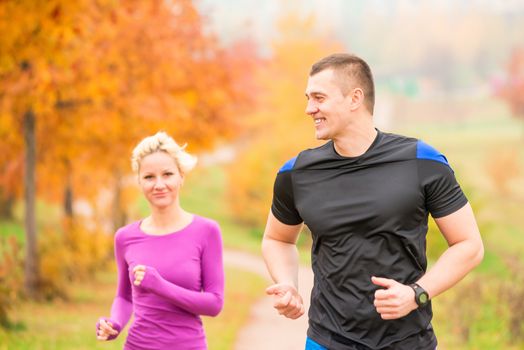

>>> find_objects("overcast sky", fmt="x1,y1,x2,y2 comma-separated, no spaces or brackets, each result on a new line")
196,0,524,51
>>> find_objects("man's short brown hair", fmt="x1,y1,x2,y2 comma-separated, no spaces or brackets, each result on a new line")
310,53,375,114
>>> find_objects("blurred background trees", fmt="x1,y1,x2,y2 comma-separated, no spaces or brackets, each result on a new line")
495,47,524,121
0,0,256,302
227,14,341,227
1,0,524,348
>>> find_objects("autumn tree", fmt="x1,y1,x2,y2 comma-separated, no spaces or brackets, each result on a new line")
0,0,92,297
495,47,524,121
0,0,257,297
0,111,21,220
69,0,257,230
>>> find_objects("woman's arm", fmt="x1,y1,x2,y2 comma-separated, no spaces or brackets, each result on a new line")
97,232,133,340
133,226,224,316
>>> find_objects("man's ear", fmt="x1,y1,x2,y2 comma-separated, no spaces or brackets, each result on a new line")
349,88,364,111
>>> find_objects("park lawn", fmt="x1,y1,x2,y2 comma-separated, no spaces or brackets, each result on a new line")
0,221,24,243
432,272,523,350
397,101,524,348
399,108,524,262
0,266,266,350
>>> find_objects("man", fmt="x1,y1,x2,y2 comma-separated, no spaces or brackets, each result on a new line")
262,53,484,350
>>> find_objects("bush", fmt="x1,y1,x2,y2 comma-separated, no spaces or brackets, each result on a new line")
0,235,24,328
38,218,113,300
502,255,524,344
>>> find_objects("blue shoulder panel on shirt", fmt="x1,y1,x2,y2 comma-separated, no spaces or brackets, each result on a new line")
416,140,449,166
278,156,297,173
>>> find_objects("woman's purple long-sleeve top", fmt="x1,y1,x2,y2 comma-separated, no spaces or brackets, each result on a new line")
109,215,224,350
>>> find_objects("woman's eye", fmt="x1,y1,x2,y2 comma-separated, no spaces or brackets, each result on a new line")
144,175,153,180
164,172,174,176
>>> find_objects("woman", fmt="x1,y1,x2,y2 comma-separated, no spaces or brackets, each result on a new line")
96,132,224,350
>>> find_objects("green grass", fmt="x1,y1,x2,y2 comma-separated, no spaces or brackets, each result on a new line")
0,220,24,242
396,99,524,348
397,103,524,258
0,267,266,350
432,274,522,350
0,270,127,350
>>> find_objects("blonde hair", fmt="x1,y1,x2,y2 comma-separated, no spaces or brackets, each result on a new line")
131,132,197,174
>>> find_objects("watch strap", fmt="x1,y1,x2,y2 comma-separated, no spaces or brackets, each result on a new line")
410,283,429,307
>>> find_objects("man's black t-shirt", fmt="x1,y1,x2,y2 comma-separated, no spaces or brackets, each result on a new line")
271,130,468,350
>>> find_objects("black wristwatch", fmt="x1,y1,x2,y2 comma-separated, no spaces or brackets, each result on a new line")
409,283,429,307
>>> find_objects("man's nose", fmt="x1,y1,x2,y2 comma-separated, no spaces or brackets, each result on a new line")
305,101,319,115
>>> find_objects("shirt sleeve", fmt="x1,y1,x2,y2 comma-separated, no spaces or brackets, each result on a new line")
270,170,303,225
110,230,133,330
418,159,468,218
140,222,224,317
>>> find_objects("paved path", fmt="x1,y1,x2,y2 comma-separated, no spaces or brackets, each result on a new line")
224,250,314,350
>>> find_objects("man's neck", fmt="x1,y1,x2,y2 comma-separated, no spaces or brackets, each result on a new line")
332,121,377,158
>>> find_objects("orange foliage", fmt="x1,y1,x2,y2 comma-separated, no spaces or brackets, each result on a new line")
38,218,113,299
0,0,86,200
227,15,343,227
0,0,257,211
0,0,258,299
0,236,24,327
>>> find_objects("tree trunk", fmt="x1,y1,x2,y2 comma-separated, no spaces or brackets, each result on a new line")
0,189,15,220
64,160,73,218
112,168,126,232
23,108,38,298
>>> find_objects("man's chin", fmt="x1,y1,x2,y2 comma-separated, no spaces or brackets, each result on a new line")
315,132,329,140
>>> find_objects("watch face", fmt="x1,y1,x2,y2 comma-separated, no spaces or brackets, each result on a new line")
419,293,428,304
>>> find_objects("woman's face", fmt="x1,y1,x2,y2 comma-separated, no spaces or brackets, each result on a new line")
138,151,183,210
